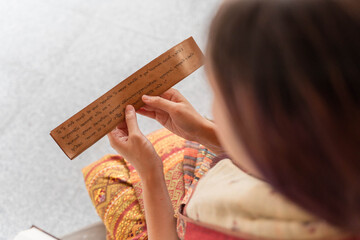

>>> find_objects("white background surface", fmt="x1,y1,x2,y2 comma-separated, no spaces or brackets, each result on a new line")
0,0,220,239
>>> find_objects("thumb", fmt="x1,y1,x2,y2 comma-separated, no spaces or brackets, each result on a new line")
125,105,141,135
142,94,176,112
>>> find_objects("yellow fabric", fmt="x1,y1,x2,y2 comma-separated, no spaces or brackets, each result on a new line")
82,128,187,240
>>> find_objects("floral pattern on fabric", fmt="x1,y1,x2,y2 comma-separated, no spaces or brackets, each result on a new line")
82,128,191,240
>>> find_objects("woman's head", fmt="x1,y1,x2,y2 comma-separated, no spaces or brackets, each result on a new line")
205,0,360,233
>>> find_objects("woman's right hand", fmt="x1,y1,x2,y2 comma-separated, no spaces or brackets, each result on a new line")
137,88,211,143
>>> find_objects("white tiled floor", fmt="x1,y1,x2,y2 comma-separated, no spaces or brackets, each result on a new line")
0,1,220,239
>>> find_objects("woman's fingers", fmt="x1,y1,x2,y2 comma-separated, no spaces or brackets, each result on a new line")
116,120,127,129
125,105,141,136
136,108,156,119
139,105,168,116
141,104,156,112
107,129,124,150
159,88,175,99
107,105,141,155
159,88,182,101
142,94,176,112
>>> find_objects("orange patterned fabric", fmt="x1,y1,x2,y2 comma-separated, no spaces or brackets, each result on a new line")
82,128,188,240
82,127,360,240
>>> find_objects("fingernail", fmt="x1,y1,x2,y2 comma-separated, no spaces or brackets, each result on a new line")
142,95,150,101
126,105,134,113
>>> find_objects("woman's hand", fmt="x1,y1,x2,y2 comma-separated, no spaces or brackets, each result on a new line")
108,104,180,240
137,88,209,141
107,105,163,178
137,88,224,154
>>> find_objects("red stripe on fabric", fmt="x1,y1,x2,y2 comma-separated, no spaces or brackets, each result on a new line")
185,221,360,240
184,148,199,158
185,222,246,240
85,155,122,181
113,200,139,237
160,147,184,161
152,133,174,146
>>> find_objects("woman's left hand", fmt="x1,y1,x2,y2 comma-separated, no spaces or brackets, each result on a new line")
108,105,179,240
107,105,163,178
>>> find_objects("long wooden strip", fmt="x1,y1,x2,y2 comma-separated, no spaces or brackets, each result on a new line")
50,37,204,160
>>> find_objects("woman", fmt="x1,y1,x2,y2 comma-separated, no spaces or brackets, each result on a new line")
82,0,360,239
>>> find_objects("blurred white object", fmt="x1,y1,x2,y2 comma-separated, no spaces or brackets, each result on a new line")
61,222,106,240
14,226,57,240
14,222,107,240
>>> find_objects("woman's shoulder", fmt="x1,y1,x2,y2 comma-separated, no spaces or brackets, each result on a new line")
183,159,349,240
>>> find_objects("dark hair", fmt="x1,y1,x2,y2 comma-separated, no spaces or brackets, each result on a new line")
206,0,360,233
